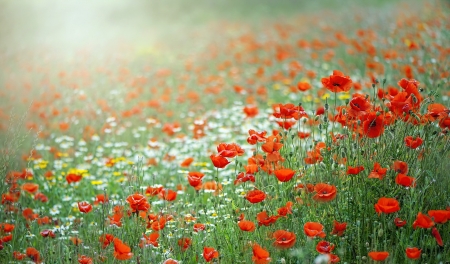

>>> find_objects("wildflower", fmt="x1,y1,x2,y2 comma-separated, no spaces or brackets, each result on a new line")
163,259,179,264
126,193,150,212
321,70,353,93
21,183,39,193
374,197,400,215
177,237,192,251
244,105,259,118
392,160,408,174
427,210,450,224
66,173,82,184
394,217,407,227
26,247,41,263
312,183,337,202
193,223,206,232
405,247,421,260
412,212,434,229
246,190,266,203
234,172,255,185
395,173,416,187
272,230,297,249
252,243,271,264
203,247,219,263
272,103,307,120
362,112,385,138
431,227,443,246
316,240,335,254
139,233,159,248
210,154,230,169
257,211,279,226
238,220,256,232
180,157,194,167
13,251,27,260
346,165,364,175
273,168,295,182
78,201,92,213
277,201,293,217
187,171,204,189
99,234,114,248
158,189,177,201
113,238,133,260
331,220,347,236
40,229,55,238
304,222,326,238
368,251,389,261
368,163,388,180
404,136,423,149
78,255,93,264
94,194,108,205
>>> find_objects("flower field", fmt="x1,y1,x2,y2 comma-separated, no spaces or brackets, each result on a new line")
1,0,449,263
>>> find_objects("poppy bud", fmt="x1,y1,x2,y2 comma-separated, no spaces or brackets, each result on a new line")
345,99,349,105
382,79,386,85
324,103,329,110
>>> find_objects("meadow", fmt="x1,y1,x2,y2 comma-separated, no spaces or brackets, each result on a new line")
0,0,449,263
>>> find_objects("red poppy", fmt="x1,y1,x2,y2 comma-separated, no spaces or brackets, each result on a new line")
395,173,416,187
331,220,347,236
247,129,267,145
362,112,385,138
404,136,423,149
1,234,12,242
431,227,443,246
346,166,364,175
304,222,326,238
177,237,192,251
238,220,256,232
272,230,297,249
99,234,114,248
139,233,159,248
158,189,177,201
368,162,388,180
405,247,421,260
298,131,311,139
146,186,163,196
66,173,82,184
274,168,296,182
150,216,167,231
163,259,179,264
113,238,133,260
26,247,41,263
217,143,245,158
234,172,255,185
316,240,335,254
210,154,230,169
272,103,308,120
374,197,400,215
193,223,206,232
312,183,337,202
327,253,340,263
246,190,266,203
78,201,92,213
368,251,389,261
428,210,450,224
203,247,219,263
252,243,271,264
0,223,14,233
40,229,55,238
180,157,194,167
13,251,27,260
257,211,279,226
394,217,407,227
126,193,150,212
94,194,108,205
277,201,293,217
321,70,353,93
244,105,259,118
392,160,408,174
187,172,204,189
78,255,93,264
297,81,311,92
21,183,39,193
413,212,434,229
34,192,48,202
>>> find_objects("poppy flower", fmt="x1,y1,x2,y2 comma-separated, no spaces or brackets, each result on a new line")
13,251,27,260
210,154,230,169
362,112,385,138
246,190,266,203
1,234,12,242
94,194,108,205
99,234,114,248
298,131,311,139
297,81,311,92
312,183,337,202
26,247,41,263
331,220,347,236
247,129,267,145
66,173,82,184
395,173,416,187
234,172,256,185
304,222,326,238
368,251,389,261
431,227,443,246
257,211,279,226
158,189,177,201
238,220,256,232
217,143,245,158
113,238,133,260
394,217,407,227
139,233,159,248
244,105,259,118
126,193,150,212
316,240,335,254
187,172,204,189
274,168,296,182
405,247,421,260
392,160,408,174
277,201,293,217
146,186,163,196
193,223,206,232
203,247,219,263
326,253,340,263
368,162,388,180
34,192,48,202
321,70,353,93
346,165,364,175
150,216,167,231
0,223,14,233
163,259,179,264
40,229,55,238
428,210,450,224
374,197,400,215
412,212,434,229
180,157,194,167
404,136,423,149
78,255,93,264
177,237,192,251
272,230,296,249
272,103,307,120
252,243,271,264
78,201,92,213
21,183,39,193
